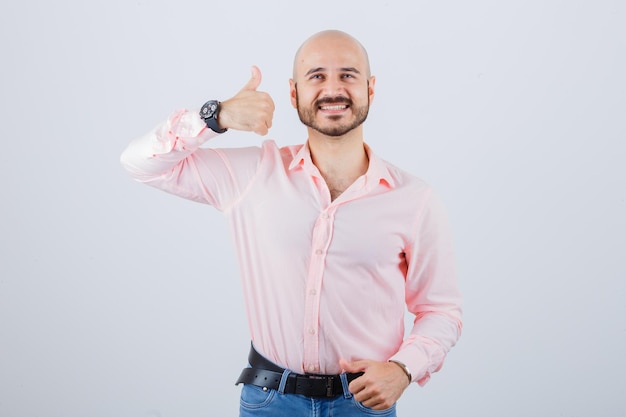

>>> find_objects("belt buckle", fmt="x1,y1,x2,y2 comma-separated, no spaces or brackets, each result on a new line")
308,375,336,397
325,376,334,397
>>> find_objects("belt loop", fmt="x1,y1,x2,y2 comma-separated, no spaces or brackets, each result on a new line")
339,373,352,399
277,369,291,394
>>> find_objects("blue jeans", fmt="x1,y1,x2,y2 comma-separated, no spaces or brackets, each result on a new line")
239,371,397,417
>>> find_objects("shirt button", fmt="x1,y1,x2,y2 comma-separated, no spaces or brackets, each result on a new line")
321,212,329,219
308,364,316,372
315,249,323,255
308,328,316,335
309,289,317,295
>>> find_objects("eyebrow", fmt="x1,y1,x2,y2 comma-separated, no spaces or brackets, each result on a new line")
304,67,362,76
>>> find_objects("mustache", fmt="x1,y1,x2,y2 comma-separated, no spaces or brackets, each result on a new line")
315,96,352,107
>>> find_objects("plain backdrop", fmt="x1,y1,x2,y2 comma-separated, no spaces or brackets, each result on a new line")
1,0,624,416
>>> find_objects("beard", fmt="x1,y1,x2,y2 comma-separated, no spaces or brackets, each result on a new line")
295,85,370,137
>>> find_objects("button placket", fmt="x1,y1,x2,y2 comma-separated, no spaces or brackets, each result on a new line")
302,208,335,372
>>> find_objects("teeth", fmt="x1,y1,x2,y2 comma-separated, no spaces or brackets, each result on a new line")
320,105,347,110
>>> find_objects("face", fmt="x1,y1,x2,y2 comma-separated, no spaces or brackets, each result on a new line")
290,32,375,138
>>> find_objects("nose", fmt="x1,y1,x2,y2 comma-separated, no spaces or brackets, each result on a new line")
322,75,346,96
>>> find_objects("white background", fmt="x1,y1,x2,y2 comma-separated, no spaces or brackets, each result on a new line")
1,0,624,416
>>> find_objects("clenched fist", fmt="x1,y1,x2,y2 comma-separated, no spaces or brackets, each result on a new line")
218,66,275,136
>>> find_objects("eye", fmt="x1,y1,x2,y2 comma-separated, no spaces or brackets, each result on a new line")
341,73,358,80
310,74,324,80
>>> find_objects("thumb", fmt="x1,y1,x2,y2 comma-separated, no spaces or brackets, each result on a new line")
339,358,367,373
240,65,262,91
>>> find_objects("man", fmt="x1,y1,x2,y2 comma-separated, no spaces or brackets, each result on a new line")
121,30,462,416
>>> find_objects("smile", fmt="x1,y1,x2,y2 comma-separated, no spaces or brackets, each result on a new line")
319,105,349,110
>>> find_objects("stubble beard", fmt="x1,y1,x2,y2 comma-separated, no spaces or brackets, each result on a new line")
295,85,370,137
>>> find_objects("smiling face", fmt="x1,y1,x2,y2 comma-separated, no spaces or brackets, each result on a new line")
290,31,375,138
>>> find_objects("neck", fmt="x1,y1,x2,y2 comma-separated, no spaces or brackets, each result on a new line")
307,128,369,200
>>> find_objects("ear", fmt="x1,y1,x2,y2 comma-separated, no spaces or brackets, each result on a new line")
368,75,376,105
289,79,297,109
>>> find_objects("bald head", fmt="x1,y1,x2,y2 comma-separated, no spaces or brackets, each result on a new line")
292,30,371,81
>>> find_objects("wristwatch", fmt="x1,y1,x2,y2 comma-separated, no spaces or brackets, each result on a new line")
199,100,227,134
388,360,412,383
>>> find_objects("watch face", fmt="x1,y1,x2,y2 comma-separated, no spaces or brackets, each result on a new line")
201,101,218,119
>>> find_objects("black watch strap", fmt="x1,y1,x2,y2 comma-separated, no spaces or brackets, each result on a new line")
200,100,227,134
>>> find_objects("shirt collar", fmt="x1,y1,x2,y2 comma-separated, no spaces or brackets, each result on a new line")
363,143,396,189
288,143,310,171
288,141,396,189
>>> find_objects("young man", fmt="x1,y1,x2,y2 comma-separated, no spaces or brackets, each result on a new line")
121,30,462,417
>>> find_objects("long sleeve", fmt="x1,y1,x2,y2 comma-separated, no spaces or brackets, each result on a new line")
389,189,463,386
120,109,262,210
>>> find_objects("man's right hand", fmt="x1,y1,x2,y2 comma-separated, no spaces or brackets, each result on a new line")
218,66,275,136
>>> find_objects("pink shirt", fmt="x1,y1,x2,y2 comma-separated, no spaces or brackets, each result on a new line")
120,109,462,385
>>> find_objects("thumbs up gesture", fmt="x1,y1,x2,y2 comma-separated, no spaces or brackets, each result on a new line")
218,66,275,136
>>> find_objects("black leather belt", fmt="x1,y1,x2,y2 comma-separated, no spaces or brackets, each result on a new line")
235,345,363,398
